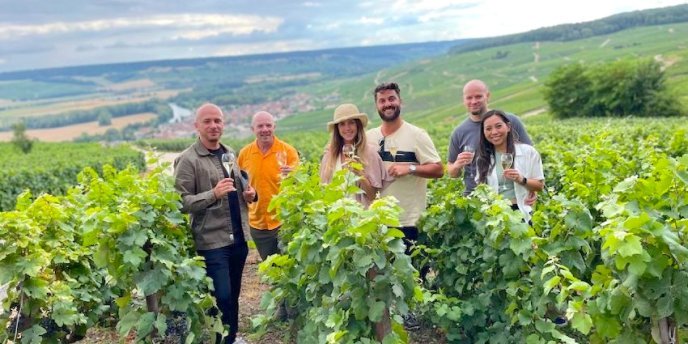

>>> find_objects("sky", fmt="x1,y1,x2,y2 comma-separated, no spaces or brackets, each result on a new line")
0,0,686,73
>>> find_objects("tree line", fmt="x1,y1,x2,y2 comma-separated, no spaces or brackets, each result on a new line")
0,100,172,132
449,4,688,55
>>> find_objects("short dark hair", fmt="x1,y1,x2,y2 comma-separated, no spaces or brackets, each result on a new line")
374,82,401,100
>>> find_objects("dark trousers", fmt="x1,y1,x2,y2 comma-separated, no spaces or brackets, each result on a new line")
250,227,280,261
400,226,429,281
198,243,248,343
400,226,419,255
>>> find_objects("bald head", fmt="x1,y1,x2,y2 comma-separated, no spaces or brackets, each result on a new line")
194,103,224,148
251,111,275,127
195,103,224,122
462,79,490,117
463,79,489,95
251,111,276,147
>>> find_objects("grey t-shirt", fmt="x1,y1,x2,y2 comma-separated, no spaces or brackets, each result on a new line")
447,113,531,195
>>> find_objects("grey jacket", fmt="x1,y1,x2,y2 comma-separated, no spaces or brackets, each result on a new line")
173,140,251,250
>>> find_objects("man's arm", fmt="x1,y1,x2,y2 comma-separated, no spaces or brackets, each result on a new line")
387,161,443,179
416,129,444,178
446,129,465,178
173,157,217,213
415,162,444,178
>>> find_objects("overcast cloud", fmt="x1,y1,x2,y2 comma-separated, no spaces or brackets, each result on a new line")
0,0,685,72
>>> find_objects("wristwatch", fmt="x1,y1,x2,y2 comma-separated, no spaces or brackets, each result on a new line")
409,164,417,175
521,176,527,185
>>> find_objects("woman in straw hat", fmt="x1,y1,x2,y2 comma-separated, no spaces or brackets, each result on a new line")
320,103,390,207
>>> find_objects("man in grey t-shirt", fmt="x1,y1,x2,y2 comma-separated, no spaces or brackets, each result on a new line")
447,79,532,195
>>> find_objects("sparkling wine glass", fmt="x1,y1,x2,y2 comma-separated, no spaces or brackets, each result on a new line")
221,152,235,176
276,151,286,167
500,153,513,191
276,151,287,178
464,144,475,162
389,140,398,162
342,144,355,161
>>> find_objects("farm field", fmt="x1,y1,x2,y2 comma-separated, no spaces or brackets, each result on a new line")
0,112,157,142
0,89,181,119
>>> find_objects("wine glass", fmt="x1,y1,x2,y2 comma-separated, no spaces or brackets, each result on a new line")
500,153,513,191
388,140,398,162
342,144,355,161
464,144,475,162
221,152,235,176
276,151,287,178
276,151,287,167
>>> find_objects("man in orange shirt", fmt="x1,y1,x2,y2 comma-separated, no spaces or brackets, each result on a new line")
237,111,299,261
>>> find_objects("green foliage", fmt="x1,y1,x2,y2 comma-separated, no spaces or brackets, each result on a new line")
0,162,221,343
588,155,688,340
255,164,418,343
136,138,196,152
417,118,688,343
0,142,145,211
10,122,33,154
545,58,685,118
543,63,592,119
97,111,112,126
419,180,583,343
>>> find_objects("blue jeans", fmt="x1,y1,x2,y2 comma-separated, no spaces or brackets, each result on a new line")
198,243,248,343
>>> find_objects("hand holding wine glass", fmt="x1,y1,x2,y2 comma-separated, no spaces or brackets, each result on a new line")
456,144,475,167
499,153,513,191
388,139,398,163
343,144,355,162
276,151,290,178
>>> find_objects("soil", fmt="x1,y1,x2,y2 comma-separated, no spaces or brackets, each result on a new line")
75,249,447,343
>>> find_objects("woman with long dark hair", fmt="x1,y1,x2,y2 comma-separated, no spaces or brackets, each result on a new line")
476,110,544,222
320,103,389,207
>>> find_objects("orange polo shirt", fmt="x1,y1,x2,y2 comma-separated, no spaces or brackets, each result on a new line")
237,137,299,230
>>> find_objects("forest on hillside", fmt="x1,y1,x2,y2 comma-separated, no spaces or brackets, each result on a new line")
449,3,688,54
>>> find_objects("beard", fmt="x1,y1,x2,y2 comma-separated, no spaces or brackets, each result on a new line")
469,105,487,117
378,106,401,122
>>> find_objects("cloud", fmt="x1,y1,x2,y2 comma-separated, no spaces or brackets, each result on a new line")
0,0,686,72
302,1,322,7
213,39,317,56
0,14,283,40
358,16,385,25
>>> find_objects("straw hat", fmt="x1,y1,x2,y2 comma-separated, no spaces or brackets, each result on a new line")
327,103,369,132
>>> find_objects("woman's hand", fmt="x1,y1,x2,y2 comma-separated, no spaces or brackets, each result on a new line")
504,168,544,192
343,158,364,176
503,168,522,183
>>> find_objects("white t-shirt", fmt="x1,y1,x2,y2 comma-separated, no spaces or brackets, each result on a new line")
478,143,544,223
366,121,441,227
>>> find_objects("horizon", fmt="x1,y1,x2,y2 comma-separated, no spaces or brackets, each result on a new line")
1,0,686,73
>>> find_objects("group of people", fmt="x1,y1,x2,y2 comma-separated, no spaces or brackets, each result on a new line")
173,79,545,343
